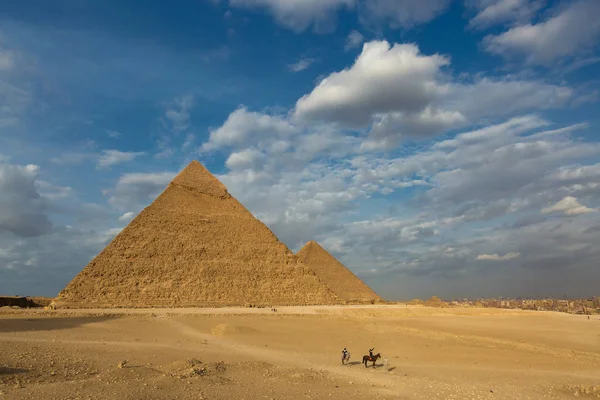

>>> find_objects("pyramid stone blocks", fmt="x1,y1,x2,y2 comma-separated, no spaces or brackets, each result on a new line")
53,161,341,308
297,241,382,304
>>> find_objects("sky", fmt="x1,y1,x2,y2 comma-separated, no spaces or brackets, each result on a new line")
1,0,599,301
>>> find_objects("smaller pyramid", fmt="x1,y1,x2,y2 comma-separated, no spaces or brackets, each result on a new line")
296,241,382,304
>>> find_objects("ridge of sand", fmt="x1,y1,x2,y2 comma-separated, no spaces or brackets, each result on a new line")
52,161,341,308
296,240,382,303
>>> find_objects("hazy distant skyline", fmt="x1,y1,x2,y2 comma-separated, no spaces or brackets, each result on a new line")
1,0,599,300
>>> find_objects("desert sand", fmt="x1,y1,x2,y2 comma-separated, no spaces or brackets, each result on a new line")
1,304,599,400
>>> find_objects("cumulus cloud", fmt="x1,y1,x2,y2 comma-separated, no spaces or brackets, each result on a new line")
201,107,299,152
541,196,594,216
483,0,600,65
288,58,315,72
476,252,520,261
466,0,545,29
225,148,266,170
362,107,467,150
295,40,573,149
0,161,53,238
345,30,364,51
295,41,451,126
97,150,145,169
106,172,176,211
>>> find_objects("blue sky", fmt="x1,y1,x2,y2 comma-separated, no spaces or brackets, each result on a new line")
1,0,599,300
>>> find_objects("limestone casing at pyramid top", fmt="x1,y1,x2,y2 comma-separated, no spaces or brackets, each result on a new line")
170,160,231,199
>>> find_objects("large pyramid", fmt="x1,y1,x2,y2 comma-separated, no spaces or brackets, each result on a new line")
296,241,382,304
53,161,342,308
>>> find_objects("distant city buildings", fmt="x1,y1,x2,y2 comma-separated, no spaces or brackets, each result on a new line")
445,297,600,315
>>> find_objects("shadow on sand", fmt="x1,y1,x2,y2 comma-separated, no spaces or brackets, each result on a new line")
0,316,118,333
0,367,29,376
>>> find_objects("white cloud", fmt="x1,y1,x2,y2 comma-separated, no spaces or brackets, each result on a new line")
359,0,452,29
295,40,573,149
484,0,600,65
0,161,53,238
107,172,177,211
288,58,315,72
550,162,600,184
97,150,145,169
226,148,266,170
295,41,450,126
227,0,452,33
447,78,572,120
541,196,594,216
36,181,75,201
201,107,299,152
563,57,600,74
228,0,355,33
118,212,135,222
362,107,467,150
198,105,600,298
467,0,545,29
476,252,520,261
350,114,600,217
345,30,364,51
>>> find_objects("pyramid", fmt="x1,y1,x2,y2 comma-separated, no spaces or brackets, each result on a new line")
53,161,342,308
296,241,382,304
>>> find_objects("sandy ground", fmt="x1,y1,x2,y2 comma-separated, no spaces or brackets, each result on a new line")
0,305,599,399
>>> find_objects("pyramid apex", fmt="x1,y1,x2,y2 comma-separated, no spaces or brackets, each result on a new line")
171,160,230,199
303,240,324,250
